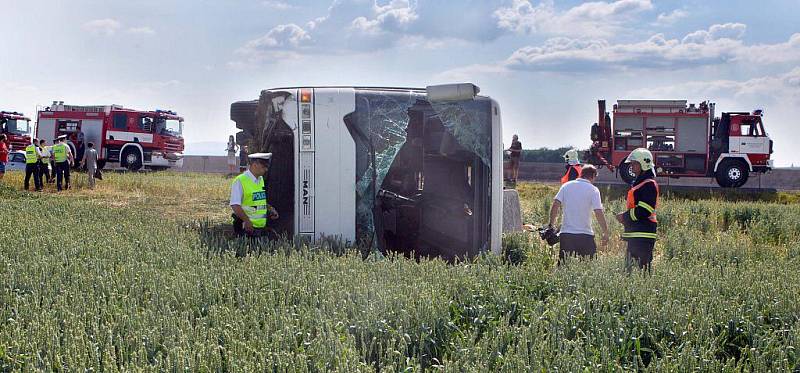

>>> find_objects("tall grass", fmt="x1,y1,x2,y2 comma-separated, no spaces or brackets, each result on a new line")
0,175,798,370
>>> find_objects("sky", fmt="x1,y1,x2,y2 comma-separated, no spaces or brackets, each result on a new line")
2,0,799,166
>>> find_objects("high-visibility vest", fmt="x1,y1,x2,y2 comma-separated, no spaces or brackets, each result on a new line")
25,145,38,164
39,146,50,162
235,173,268,229
561,164,582,184
53,143,68,162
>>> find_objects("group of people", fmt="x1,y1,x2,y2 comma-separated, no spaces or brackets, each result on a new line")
548,148,659,272
0,134,99,191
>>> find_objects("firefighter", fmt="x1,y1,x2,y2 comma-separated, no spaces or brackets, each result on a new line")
561,148,582,184
53,135,74,191
230,152,279,237
615,148,659,272
24,139,43,191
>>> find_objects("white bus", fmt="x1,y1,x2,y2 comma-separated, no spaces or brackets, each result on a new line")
230,84,503,260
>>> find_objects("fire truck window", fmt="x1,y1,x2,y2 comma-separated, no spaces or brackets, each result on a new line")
743,121,762,136
139,117,153,132
113,114,127,130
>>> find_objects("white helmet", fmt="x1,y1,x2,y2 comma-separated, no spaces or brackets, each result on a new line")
625,148,654,171
563,149,580,165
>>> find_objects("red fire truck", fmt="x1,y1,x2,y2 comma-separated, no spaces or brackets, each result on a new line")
588,100,774,188
1,110,32,150
36,102,185,170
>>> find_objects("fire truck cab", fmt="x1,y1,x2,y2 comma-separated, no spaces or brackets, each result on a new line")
589,100,774,188
0,111,32,150
37,102,185,170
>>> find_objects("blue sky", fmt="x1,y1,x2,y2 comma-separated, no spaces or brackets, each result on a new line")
2,0,799,165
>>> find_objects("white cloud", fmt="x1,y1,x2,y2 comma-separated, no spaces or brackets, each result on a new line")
629,68,800,103
503,24,800,72
234,0,505,66
654,9,689,25
494,0,654,38
261,0,293,10
127,26,156,36
682,22,745,44
82,18,122,36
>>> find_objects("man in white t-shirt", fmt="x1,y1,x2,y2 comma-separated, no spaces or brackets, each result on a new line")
548,164,609,261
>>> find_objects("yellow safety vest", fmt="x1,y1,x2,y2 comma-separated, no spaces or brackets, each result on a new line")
235,173,268,228
25,145,38,164
53,143,68,162
39,146,50,162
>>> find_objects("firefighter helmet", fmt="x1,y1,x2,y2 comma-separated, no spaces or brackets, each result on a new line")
625,148,654,171
563,149,580,165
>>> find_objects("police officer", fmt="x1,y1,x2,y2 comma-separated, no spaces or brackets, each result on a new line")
38,139,52,183
561,148,583,184
230,152,279,237
53,135,74,191
24,139,43,191
615,148,659,272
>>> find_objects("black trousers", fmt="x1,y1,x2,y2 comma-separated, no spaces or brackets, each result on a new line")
558,233,597,262
56,161,71,191
24,163,42,190
626,238,655,271
38,161,50,181
232,214,274,238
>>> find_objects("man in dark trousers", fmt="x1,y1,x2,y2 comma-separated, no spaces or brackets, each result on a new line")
24,139,43,191
615,148,659,272
53,135,74,191
548,164,609,263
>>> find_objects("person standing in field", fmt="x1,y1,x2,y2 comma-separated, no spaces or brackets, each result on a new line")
81,142,98,189
562,148,583,184
507,134,522,182
615,148,659,273
53,135,74,191
38,139,52,183
0,134,8,182
548,164,609,262
24,139,43,191
226,135,238,175
230,152,279,237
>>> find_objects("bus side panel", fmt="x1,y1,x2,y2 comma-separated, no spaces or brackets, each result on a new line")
313,88,357,242
490,99,503,255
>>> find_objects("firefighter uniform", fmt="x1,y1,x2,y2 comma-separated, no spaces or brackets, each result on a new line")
24,144,42,191
561,164,582,184
619,149,659,271
53,137,72,191
562,148,582,184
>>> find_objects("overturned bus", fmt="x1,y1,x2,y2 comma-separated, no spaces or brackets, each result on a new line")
230,84,503,259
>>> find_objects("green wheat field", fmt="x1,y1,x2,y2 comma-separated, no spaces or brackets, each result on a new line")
1,171,799,371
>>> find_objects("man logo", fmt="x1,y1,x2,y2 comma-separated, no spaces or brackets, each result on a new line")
302,180,309,205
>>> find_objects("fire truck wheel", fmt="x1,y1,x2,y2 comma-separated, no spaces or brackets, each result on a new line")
618,162,636,184
715,159,749,188
121,148,143,171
